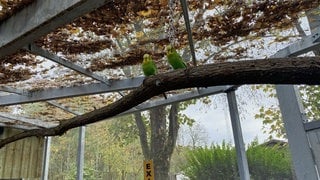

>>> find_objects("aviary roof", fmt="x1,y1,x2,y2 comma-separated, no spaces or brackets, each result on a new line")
0,0,319,130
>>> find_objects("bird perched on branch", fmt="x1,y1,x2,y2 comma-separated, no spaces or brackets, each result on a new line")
142,54,167,99
166,45,187,69
142,54,157,76
166,45,202,93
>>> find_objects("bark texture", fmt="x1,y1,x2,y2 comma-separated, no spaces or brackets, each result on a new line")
135,103,179,179
1,57,320,148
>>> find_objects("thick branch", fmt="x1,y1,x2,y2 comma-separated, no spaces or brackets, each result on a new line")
1,57,320,148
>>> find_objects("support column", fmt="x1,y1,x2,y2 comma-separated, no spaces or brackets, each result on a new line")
41,137,51,180
76,126,86,180
226,90,250,180
276,85,319,179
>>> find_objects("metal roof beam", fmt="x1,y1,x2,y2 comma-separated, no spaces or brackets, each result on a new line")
2,25,320,106
273,26,320,57
0,85,233,129
0,112,58,128
44,86,235,122
47,100,81,116
0,123,37,130
0,86,29,96
120,85,233,116
0,78,143,106
25,44,111,85
0,0,109,58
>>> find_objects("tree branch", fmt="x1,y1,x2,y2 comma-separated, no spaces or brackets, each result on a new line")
1,57,320,148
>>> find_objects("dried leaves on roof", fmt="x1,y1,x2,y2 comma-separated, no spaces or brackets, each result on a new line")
0,0,34,22
0,0,319,85
0,0,319,133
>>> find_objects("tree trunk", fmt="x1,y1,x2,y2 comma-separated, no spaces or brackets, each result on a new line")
134,112,150,159
153,154,170,180
134,103,179,180
150,106,169,179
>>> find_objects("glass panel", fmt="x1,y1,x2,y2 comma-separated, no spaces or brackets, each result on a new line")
174,93,240,179
238,85,295,180
49,128,78,180
84,117,143,180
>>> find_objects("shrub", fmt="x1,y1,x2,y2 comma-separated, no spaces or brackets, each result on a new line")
181,142,238,180
181,140,293,180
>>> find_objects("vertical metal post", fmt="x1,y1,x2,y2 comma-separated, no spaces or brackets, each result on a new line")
226,90,250,180
76,126,86,180
272,11,320,176
271,11,320,176
306,7,320,178
276,85,319,179
41,136,51,180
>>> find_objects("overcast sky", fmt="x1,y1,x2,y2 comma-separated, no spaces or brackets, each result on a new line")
180,85,280,146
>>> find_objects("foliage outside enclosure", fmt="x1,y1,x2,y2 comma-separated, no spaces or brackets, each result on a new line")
181,140,293,180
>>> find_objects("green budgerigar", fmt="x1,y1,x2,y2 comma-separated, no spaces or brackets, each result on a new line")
142,54,167,99
166,45,187,69
142,54,157,76
166,45,201,93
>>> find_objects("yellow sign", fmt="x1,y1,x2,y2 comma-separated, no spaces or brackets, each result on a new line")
144,160,154,180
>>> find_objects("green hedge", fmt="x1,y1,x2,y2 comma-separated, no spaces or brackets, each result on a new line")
181,141,293,180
